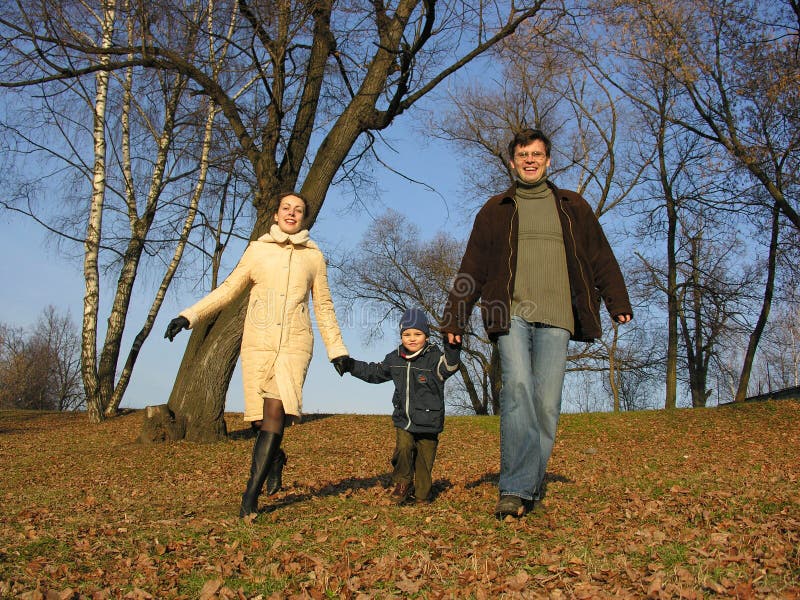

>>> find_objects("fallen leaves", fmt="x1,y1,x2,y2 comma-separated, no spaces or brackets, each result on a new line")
1,403,799,598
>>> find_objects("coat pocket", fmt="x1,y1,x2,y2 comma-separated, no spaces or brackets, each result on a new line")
285,303,314,353
411,405,443,430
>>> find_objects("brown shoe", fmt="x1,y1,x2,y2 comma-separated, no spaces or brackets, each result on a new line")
494,495,525,519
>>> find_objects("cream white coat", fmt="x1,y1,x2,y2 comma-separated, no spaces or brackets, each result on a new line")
180,225,348,421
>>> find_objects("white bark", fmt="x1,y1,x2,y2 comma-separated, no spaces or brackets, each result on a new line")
107,98,220,415
105,1,232,415
82,0,117,423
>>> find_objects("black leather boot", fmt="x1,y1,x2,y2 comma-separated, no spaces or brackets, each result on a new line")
239,431,282,518
266,448,287,495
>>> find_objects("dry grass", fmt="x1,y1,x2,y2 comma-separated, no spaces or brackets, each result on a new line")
1,401,798,598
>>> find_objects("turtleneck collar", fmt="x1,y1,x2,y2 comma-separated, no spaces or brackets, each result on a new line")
262,223,311,246
515,176,549,191
515,177,551,201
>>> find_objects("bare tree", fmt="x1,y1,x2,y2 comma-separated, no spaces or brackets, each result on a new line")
591,0,799,230
753,304,800,390
1,2,233,423
603,329,662,412
732,200,782,401
80,0,117,422
0,306,83,411
431,20,648,411
582,0,799,406
632,75,687,409
675,212,763,406
0,324,51,410
628,96,721,409
34,306,84,411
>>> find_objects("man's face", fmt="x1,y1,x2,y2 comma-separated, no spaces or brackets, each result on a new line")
509,140,551,185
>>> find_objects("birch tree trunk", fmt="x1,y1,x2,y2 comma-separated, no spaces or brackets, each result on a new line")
82,1,116,423
107,99,219,417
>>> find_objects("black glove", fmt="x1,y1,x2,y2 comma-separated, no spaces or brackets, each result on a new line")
164,316,189,341
443,333,462,350
331,355,354,377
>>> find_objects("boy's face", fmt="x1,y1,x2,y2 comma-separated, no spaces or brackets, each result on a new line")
401,328,427,353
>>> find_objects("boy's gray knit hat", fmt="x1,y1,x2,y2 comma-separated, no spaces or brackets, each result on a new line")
399,307,430,336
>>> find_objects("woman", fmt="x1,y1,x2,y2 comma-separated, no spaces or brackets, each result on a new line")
165,192,350,519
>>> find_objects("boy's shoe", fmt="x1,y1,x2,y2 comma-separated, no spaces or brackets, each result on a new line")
391,482,414,504
495,495,525,519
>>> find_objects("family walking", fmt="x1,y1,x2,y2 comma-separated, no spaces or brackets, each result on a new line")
165,128,632,520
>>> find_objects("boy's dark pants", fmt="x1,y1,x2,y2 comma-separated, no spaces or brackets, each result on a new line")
391,428,439,501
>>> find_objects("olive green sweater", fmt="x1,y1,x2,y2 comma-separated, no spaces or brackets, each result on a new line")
511,179,574,333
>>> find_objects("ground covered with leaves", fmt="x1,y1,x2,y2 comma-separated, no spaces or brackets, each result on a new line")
1,401,798,599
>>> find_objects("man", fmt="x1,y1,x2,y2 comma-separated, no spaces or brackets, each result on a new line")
441,128,632,518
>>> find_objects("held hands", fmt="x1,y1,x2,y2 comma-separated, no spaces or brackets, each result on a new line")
443,333,462,350
164,316,189,341
331,355,354,377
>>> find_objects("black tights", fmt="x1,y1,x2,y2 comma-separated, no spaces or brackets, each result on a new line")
252,397,290,434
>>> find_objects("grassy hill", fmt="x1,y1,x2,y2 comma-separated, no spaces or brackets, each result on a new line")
1,401,798,598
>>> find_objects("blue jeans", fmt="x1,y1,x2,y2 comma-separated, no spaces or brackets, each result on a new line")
497,317,569,500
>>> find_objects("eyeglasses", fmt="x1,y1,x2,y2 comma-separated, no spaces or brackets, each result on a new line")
514,151,547,161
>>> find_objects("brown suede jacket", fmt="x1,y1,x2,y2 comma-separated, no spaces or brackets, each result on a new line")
441,181,632,342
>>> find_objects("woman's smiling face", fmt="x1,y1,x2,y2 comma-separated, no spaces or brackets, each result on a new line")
274,195,307,234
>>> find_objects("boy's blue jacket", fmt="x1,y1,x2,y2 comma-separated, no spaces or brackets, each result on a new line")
349,342,460,434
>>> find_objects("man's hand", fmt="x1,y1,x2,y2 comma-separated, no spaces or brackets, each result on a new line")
164,316,189,341
614,313,632,324
446,332,462,345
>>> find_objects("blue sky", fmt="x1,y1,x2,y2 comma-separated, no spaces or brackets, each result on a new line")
0,128,467,417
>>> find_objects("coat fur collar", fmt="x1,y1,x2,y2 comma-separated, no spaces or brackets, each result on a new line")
259,224,318,249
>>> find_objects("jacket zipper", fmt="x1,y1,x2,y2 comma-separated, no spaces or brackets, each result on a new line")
404,361,412,430
506,197,518,317
557,196,601,332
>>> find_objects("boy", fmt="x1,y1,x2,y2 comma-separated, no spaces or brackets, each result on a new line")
334,308,461,504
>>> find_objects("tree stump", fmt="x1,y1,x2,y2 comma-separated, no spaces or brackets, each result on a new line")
137,404,187,443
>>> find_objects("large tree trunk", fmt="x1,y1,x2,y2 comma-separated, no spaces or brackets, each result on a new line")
141,211,274,443
170,294,246,441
